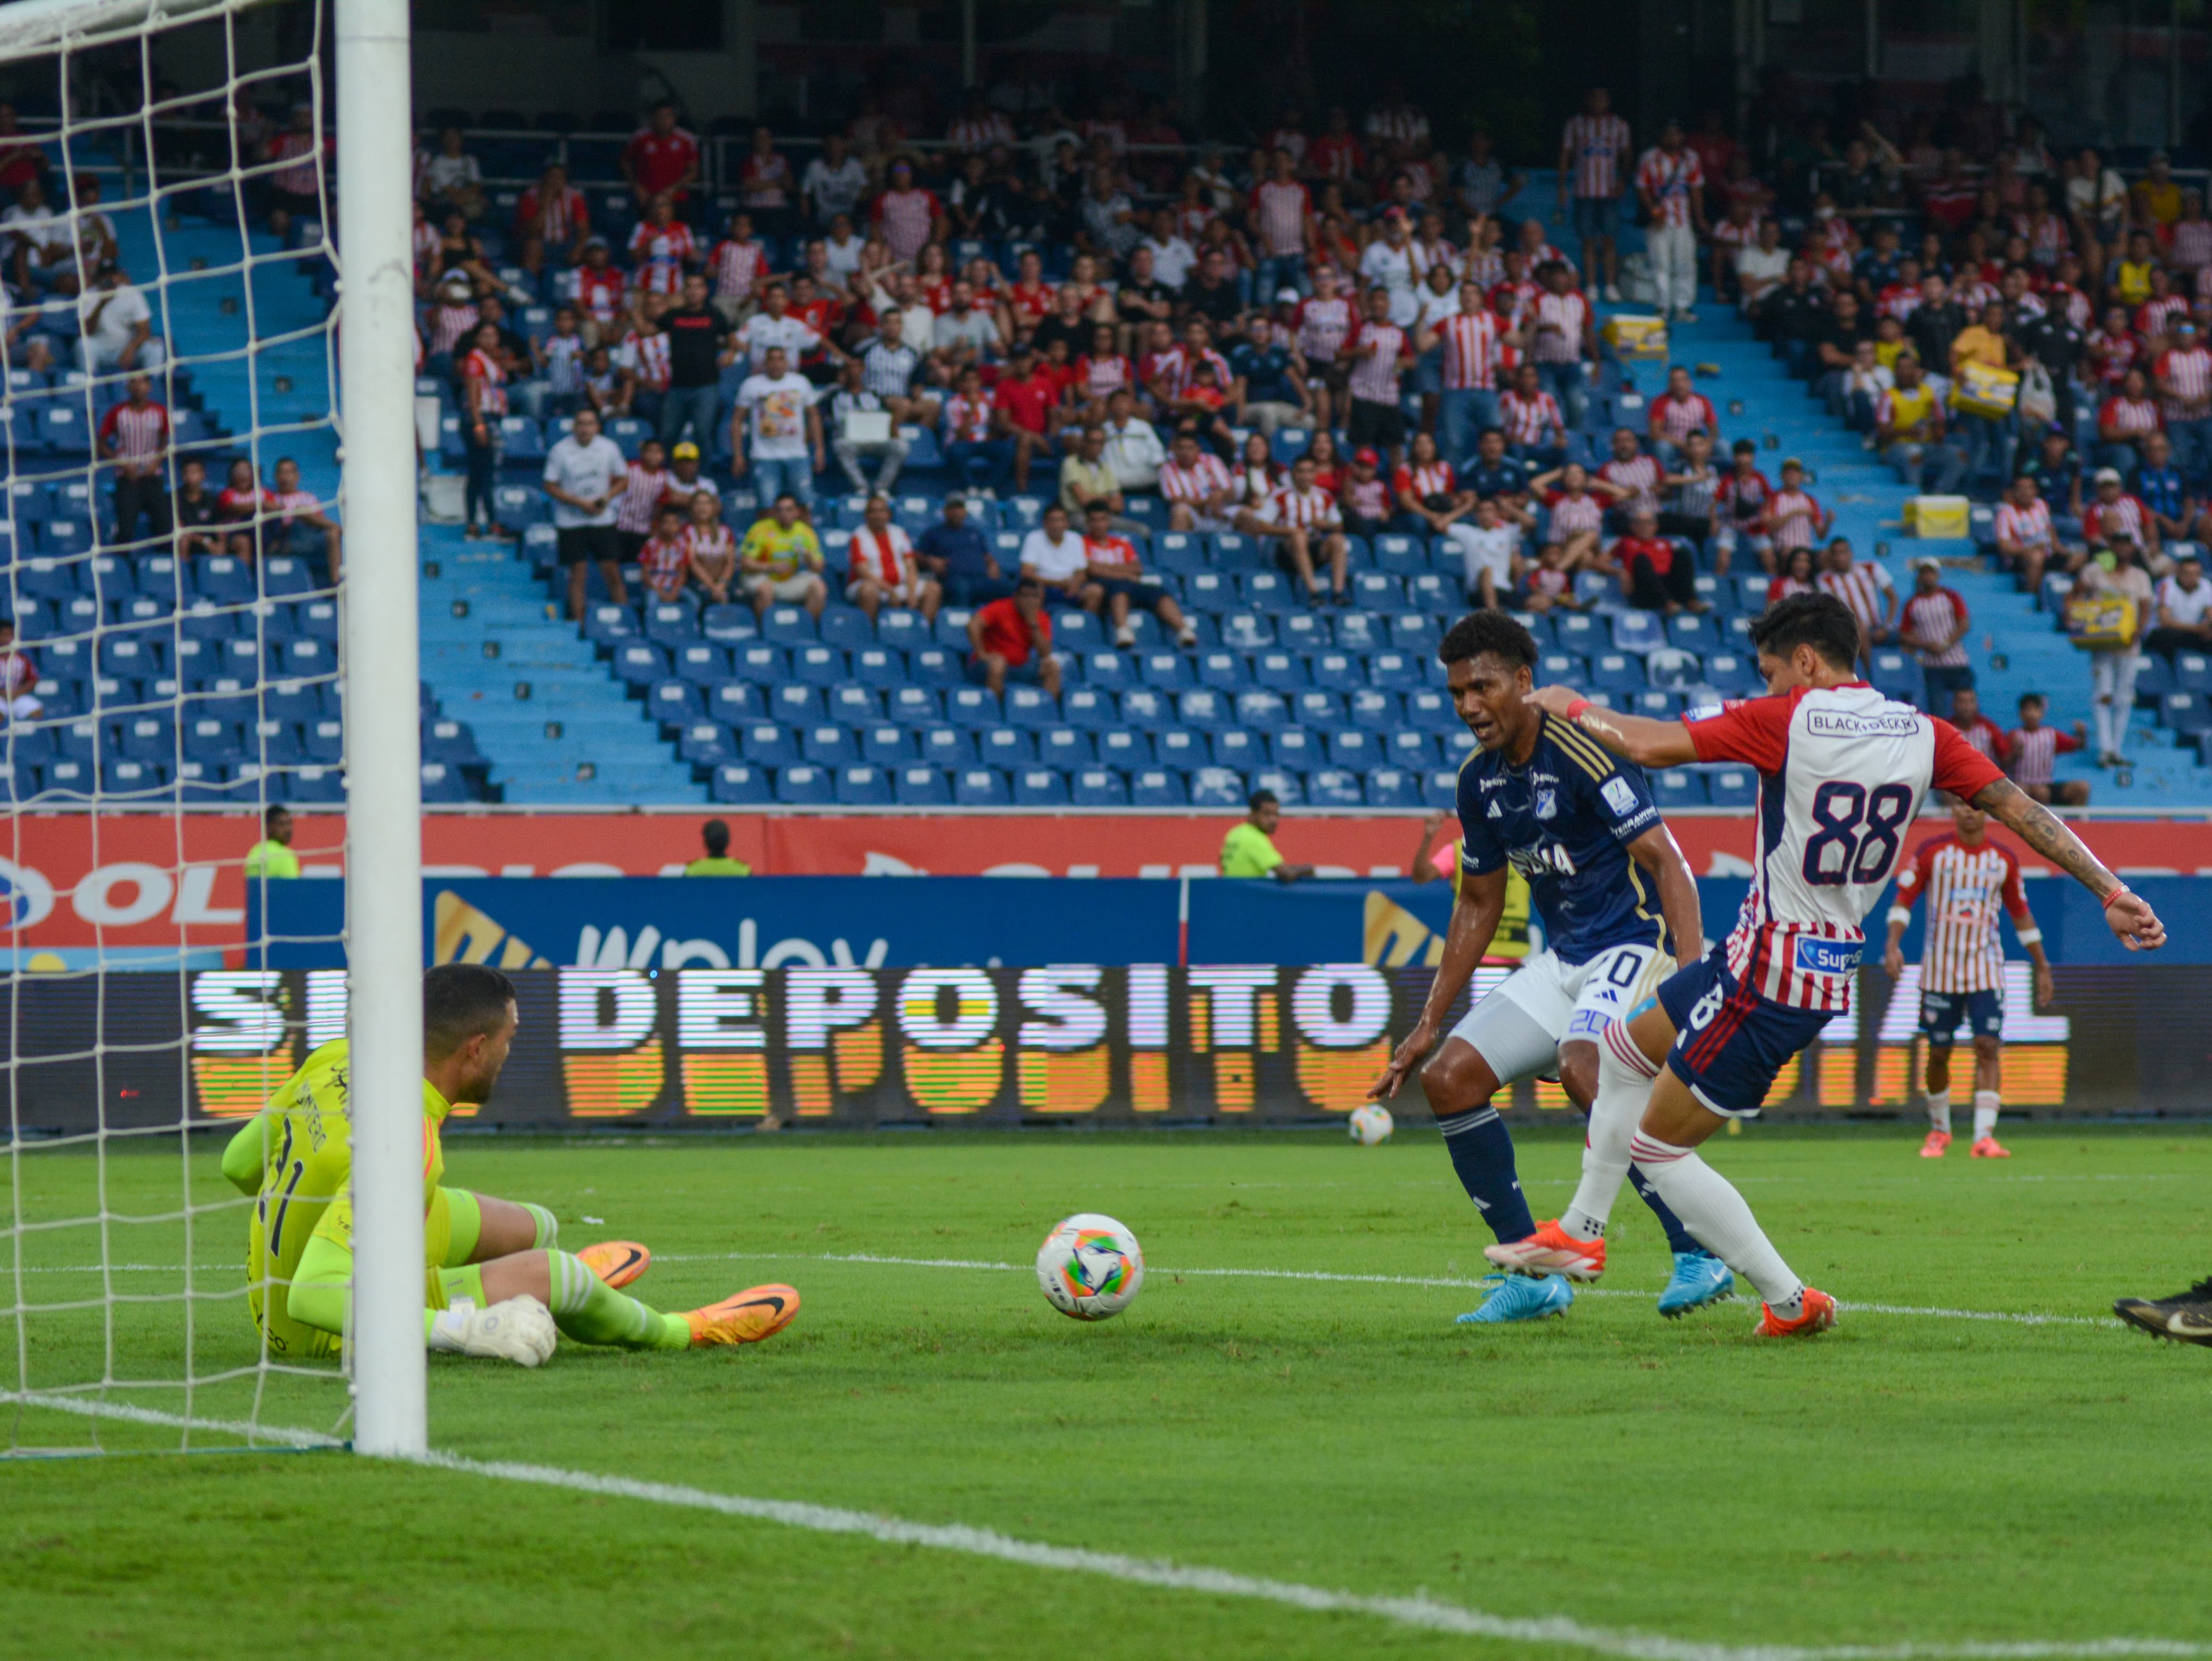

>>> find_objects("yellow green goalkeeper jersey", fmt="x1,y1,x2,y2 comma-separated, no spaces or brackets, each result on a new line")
229,1039,452,1360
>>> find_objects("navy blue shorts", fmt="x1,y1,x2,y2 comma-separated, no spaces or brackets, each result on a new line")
1920,987,2002,1047
1656,947,1832,1119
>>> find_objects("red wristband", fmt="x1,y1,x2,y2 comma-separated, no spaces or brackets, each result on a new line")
2102,886,2130,911
1564,698,1591,721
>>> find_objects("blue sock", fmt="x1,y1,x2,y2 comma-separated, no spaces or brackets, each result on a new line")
1436,1107,1536,1244
1629,1163,1704,1256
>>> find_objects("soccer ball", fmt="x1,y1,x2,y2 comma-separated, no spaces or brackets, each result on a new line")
1035,1213,1144,1321
1348,1104,1394,1146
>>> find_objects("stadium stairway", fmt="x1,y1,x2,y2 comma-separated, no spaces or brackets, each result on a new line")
416,521,703,803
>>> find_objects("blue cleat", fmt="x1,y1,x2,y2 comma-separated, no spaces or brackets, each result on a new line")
1656,1250,1735,1317
1456,1273,1574,1324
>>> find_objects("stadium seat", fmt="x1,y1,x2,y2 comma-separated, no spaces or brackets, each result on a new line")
834,765,893,806
706,682,761,725
802,725,858,766
979,728,1035,768
893,765,952,806
1308,767,1363,807
1654,769,1709,808
1130,767,1187,807
1012,768,1068,806
739,724,798,767
771,764,831,805
1249,766,1302,805
1611,612,1665,655
1252,652,1306,691
1188,766,1245,808
1707,767,1756,808
953,767,1010,806
917,728,976,768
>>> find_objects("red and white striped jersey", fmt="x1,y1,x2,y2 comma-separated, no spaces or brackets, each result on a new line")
1151,344,1234,401
1394,461,1456,500
1076,352,1134,401
1499,388,1564,446
1874,281,1923,322
1956,714,2007,761
2082,494,2151,546
1293,293,1354,362
1561,113,1633,198
0,647,36,698
2139,295,2192,340
639,532,689,594
1650,391,1718,446
847,523,916,585
2155,344,2212,416
1901,587,1970,667
266,130,325,197
942,390,994,443
709,237,769,302
612,463,672,535
872,188,941,262
2099,394,2161,437
574,266,626,324
1435,308,1501,391
1817,561,1892,634
1634,147,1704,228
2006,722,2081,787
1542,488,1604,539
945,112,1016,151
1993,498,2055,550
1160,452,1233,505
1600,453,1661,516
462,348,508,415
1251,180,1312,256
1527,289,1590,364
1891,833,2031,994
620,329,671,391
1263,482,1341,530
1344,319,1409,405
1683,685,2003,1010
413,216,442,277
518,183,588,246
98,399,169,470
627,219,697,270
428,301,481,356
1767,487,1824,550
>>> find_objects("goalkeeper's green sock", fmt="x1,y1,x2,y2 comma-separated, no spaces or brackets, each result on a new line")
523,1201,558,1249
547,1249,690,1349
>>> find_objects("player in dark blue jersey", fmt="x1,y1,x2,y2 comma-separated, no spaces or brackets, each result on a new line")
1371,611,1730,1323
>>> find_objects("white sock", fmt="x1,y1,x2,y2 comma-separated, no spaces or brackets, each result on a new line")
1629,1130,1804,1307
1973,1090,2000,1142
1561,1022,1658,1241
1926,1089,1951,1135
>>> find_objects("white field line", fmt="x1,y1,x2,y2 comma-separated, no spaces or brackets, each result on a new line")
7,1252,2120,1329
0,1389,341,1449
7,1381,2203,1658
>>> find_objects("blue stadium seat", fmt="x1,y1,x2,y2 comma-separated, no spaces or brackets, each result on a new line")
1667,612,1717,652
802,724,858,765
953,767,1010,806
1591,652,1643,694
1364,767,1421,808
1213,729,1264,772
861,724,917,766
2160,692,2212,734
978,730,1035,772
1352,572,1402,611
1130,767,1187,807
1011,767,1068,806
2175,653,2212,695
1141,649,1196,689
1188,765,1245,808
827,686,881,724
945,685,999,727
1701,652,1756,694
1327,730,1381,770
851,647,906,688
1058,688,1113,730
644,602,699,644
1217,611,1275,651
910,646,963,686
1631,690,1679,718
1054,611,1103,651
1646,647,1701,690
820,607,873,649
1611,612,1665,655
581,603,638,644
1371,535,1424,575
1241,572,1294,611
1037,726,1092,769
1308,767,1363,807
1384,730,1439,769
677,723,735,767
1346,689,1400,731
917,727,976,768
1082,650,1133,691
1119,688,1171,730
1069,768,1128,806
1654,769,1709,808
775,764,833,805
706,682,760,725
1389,614,1439,654
1553,613,1601,655
1004,686,1058,729
1367,650,1421,690
1211,532,1261,571
740,723,798,767
835,765,893,806
788,644,841,687
761,605,816,645
701,603,756,644
894,765,952,805
711,761,774,806
1868,650,1917,704
1154,533,1208,573
1252,651,1306,691
1153,729,1202,773
1249,766,1302,805
1707,766,1756,808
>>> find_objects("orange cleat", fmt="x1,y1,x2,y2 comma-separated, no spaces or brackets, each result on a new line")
1918,1130,1951,1159
574,1240,651,1290
684,1283,800,1348
1754,1287,1837,1338
1482,1219,1607,1281
1970,1136,2010,1159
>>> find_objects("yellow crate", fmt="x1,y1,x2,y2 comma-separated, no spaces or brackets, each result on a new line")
1952,360,2019,419
1603,315,1669,357
1905,495,1971,538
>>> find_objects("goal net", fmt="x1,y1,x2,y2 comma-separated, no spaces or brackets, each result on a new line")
1,0,423,1457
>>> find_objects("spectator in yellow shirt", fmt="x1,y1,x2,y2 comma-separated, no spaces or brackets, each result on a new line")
736,491,826,619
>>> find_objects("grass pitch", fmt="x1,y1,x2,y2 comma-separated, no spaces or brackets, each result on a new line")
5,1123,2211,1660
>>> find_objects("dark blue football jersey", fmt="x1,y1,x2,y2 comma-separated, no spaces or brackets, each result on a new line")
1455,712,1668,964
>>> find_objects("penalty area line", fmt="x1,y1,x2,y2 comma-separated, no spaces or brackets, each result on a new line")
654,1251,2116,1329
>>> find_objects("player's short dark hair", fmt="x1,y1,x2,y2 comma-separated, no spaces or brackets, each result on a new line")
263,803,289,828
2018,690,2046,710
1437,609,1538,673
1748,591,1859,672
423,964,515,1058
1249,788,1278,811
701,817,730,856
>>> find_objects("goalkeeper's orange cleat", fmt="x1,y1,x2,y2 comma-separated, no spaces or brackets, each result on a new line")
575,1240,651,1291
1918,1130,1951,1159
685,1283,800,1349
1970,1136,2010,1159
1482,1219,1606,1281
1754,1288,1837,1338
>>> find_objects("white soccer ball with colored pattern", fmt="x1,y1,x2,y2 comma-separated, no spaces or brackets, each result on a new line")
1348,1104,1394,1146
1036,1213,1144,1321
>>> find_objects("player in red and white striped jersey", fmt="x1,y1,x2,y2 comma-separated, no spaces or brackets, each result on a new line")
1884,798,2054,1159
1506,592,2163,1338
2006,691,2091,806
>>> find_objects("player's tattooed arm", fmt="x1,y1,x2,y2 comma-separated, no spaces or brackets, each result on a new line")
1970,778,2168,950
1372,869,1505,1099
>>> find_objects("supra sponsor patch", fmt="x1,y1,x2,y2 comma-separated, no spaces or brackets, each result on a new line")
1792,936,1863,977
1806,709,1921,738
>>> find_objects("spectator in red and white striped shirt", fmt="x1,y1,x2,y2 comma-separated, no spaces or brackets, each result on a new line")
98,373,170,548
1342,286,1412,468
2097,368,2163,473
1816,536,1896,661
1497,361,1568,466
1647,364,1719,461
516,162,588,276
1995,474,2068,594
1416,281,1507,469
870,160,943,264
2006,691,2090,805
1762,460,1830,553
2081,467,2159,558
609,437,671,569
1160,429,1238,532
1558,88,1631,301
1234,453,1348,604
2154,319,2212,489
1291,265,1354,427
708,213,772,322
1598,427,1662,522
628,194,697,294
1525,261,1594,427
1947,687,2008,764
1634,122,1706,321
1899,557,1975,710
261,104,328,238
1250,149,1313,299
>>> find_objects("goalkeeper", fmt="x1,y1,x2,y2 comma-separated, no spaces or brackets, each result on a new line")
224,963,798,1366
